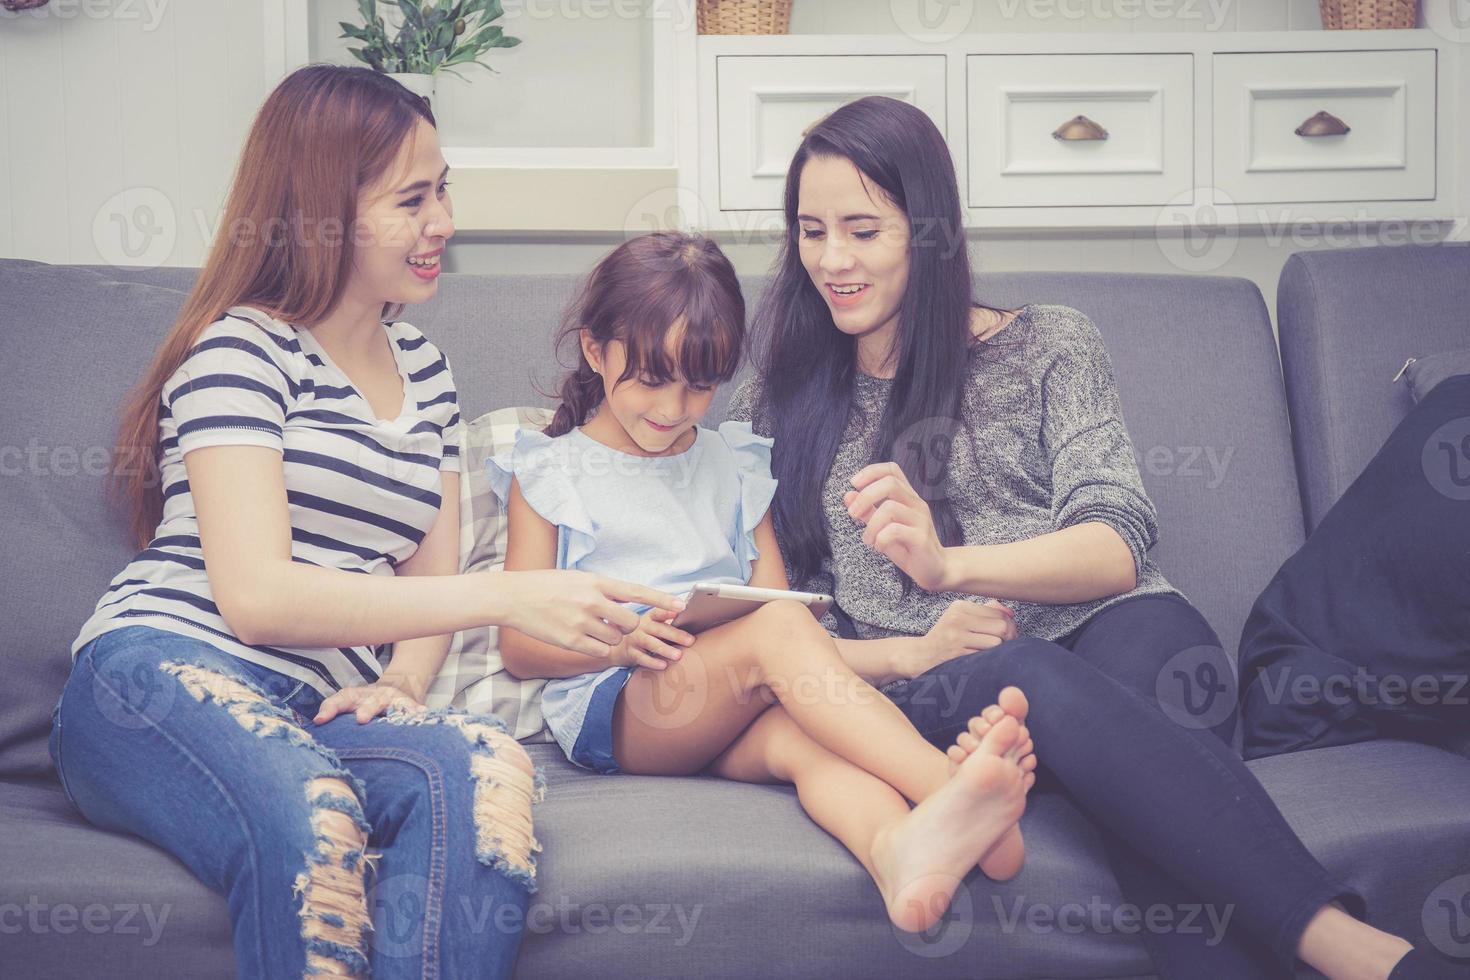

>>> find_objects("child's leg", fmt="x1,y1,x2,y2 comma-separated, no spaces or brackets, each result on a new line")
614,599,955,804
708,704,1029,932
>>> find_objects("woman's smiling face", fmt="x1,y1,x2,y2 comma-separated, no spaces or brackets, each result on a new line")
796,154,912,365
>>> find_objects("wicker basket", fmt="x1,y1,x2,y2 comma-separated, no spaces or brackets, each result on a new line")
697,0,793,35
1319,0,1418,29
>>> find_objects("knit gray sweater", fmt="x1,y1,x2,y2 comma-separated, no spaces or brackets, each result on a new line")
724,303,1184,644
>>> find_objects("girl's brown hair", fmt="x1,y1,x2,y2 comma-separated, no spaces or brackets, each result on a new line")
112,65,435,550
544,232,746,438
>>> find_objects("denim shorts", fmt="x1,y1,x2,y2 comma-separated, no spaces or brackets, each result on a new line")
569,666,634,774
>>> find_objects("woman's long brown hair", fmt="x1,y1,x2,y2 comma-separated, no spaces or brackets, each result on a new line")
112,65,435,550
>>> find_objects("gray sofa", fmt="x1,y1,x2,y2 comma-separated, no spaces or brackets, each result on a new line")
3,244,1468,978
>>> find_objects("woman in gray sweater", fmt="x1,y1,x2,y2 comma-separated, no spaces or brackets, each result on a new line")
726,96,1444,980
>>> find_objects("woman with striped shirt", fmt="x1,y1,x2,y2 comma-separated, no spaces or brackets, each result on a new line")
48,65,680,980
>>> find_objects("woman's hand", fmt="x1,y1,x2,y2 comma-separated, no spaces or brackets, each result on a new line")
494,570,686,660
893,599,1018,679
844,462,953,591
609,609,698,671
314,674,427,726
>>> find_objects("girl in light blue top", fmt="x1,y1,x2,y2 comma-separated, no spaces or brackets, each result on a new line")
490,232,1037,933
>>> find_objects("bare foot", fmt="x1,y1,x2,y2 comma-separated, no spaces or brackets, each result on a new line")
872,714,1027,932
946,687,1036,881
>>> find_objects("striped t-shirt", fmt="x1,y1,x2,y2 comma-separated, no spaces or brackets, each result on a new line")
72,304,463,695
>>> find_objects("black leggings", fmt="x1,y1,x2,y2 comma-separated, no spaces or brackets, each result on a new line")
884,593,1359,978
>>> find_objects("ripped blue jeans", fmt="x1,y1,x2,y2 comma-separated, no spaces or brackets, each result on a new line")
49,625,543,980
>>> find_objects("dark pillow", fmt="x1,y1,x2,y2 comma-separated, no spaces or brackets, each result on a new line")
1398,348,1470,403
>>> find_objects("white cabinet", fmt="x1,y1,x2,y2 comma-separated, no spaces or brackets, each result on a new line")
714,55,946,211
693,32,1459,230
966,53,1193,208
1211,50,1437,204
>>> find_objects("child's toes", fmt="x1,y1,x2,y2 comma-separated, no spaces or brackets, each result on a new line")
966,716,992,740
956,731,980,754
982,704,1005,725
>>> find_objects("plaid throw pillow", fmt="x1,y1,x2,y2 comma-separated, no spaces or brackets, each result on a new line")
425,405,557,743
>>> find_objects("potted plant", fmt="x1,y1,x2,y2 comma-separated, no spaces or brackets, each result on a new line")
339,0,520,106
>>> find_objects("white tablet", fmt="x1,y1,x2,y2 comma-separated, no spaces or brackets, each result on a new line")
670,582,834,634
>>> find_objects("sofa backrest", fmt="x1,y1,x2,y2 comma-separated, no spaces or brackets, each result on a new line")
1277,243,1470,531
0,259,1304,780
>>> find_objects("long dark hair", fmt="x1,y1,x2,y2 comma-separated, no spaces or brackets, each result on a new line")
755,96,997,588
544,232,746,438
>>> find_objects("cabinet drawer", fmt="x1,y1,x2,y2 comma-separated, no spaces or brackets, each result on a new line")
716,55,946,212
967,53,1193,208
1211,50,1436,204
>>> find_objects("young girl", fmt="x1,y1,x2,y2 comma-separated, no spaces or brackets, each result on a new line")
491,231,1038,933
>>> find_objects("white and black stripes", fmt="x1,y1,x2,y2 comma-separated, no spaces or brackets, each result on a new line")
72,305,464,695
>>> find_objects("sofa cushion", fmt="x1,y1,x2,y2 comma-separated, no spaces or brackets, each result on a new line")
7,738,1470,978
0,261,190,780
1276,243,1470,531
426,406,557,742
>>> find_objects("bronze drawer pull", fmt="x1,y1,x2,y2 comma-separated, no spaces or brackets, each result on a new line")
1053,115,1109,141
1295,110,1351,137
